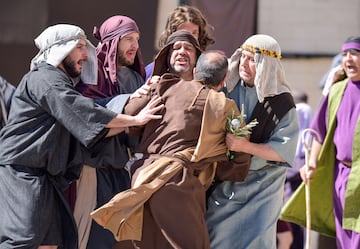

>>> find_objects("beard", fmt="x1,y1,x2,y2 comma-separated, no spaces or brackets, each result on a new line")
62,56,81,78
117,51,135,67
171,60,194,75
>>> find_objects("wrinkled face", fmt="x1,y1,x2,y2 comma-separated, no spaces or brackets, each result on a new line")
168,40,197,80
117,32,140,67
239,49,257,86
61,38,88,78
177,22,199,40
342,49,360,81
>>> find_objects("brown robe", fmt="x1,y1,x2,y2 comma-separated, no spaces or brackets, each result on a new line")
91,73,250,249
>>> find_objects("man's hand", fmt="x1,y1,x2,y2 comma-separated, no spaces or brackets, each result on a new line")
146,75,160,85
134,95,163,126
226,133,250,153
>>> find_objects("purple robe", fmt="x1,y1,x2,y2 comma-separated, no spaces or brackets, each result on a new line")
311,80,360,249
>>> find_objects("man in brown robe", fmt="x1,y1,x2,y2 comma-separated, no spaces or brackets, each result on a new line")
150,29,202,81
91,34,251,249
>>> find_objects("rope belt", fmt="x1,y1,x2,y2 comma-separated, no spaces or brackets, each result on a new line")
340,160,352,167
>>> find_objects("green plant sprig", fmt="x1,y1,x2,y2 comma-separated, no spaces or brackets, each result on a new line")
226,105,258,159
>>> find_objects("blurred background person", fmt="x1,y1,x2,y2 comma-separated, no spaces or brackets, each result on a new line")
284,88,313,249
145,5,215,80
0,75,15,129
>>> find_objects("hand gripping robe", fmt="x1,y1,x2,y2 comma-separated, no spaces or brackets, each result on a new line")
91,73,251,249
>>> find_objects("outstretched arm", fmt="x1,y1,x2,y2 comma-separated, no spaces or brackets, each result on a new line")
105,96,163,137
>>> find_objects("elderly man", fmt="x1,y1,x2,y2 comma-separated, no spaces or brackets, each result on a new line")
72,16,149,249
0,24,163,249
206,34,299,249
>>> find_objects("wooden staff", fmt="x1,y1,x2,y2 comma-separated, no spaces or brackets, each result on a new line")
301,128,320,249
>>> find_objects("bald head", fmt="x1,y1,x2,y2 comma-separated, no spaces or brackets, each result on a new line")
194,50,228,90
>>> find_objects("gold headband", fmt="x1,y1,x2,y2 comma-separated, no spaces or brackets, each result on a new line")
242,44,282,59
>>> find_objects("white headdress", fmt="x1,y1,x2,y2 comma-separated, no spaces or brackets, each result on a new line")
30,24,97,84
225,34,291,103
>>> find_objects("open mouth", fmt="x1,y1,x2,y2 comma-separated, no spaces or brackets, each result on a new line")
176,57,188,65
346,65,357,73
127,50,136,58
77,60,83,68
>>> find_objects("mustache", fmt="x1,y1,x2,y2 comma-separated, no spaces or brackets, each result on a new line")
176,54,190,60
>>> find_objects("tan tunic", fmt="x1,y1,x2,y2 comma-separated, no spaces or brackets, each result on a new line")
91,73,250,249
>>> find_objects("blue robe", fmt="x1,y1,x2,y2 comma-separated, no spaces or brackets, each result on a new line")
206,81,299,249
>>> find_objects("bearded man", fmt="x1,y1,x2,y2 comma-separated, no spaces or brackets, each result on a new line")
72,16,150,249
0,24,162,249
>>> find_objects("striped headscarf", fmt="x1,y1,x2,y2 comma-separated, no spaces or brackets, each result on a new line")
93,15,145,84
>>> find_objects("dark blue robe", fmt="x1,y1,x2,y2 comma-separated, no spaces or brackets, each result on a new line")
0,63,125,249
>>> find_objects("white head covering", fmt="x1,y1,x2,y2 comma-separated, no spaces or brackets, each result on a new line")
225,34,291,103
30,24,97,84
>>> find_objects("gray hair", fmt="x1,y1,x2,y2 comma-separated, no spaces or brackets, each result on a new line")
194,50,228,88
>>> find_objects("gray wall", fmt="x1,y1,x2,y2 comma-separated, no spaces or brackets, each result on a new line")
258,0,360,56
